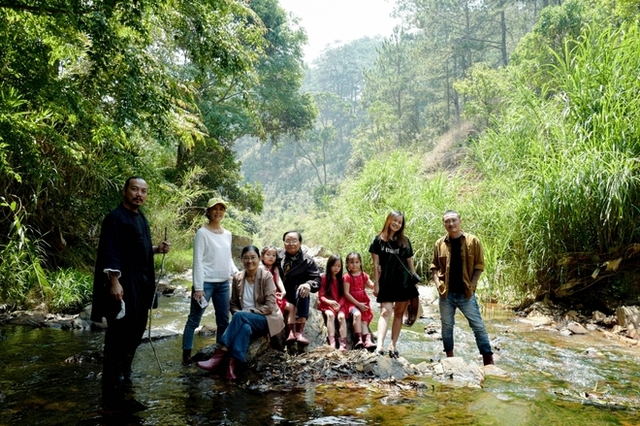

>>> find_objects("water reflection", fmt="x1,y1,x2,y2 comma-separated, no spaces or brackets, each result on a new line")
1,293,639,425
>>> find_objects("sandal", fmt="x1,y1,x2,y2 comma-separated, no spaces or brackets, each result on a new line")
389,349,399,359
377,349,386,356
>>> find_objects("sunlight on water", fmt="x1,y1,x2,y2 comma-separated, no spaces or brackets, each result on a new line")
1,293,639,425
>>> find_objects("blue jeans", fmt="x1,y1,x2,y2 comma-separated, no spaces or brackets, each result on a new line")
182,281,230,350
439,292,492,355
219,311,268,362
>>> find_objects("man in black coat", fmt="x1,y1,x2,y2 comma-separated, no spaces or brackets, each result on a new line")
91,177,170,396
279,230,321,345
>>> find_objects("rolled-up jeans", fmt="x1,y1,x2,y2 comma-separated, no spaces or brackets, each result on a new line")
439,292,492,355
182,281,230,350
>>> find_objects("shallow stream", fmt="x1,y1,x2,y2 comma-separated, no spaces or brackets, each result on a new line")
1,290,639,425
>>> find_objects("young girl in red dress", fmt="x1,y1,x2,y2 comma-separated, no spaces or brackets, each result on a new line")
317,254,348,351
343,252,376,351
261,245,293,320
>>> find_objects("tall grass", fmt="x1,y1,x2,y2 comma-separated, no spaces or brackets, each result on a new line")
471,23,640,301
309,23,640,305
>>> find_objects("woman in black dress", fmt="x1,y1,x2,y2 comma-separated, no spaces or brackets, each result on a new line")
369,211,419,358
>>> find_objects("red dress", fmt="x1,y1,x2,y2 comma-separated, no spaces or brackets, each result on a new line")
343,272,373,323
317,274,344,315
263,265,287,313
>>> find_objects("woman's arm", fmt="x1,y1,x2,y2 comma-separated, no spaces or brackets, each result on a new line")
229,273,242,313
407,257,417,275
192,230,205,295
371,253,380,297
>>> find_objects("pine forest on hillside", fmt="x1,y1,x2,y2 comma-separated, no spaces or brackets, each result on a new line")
2,0,640,313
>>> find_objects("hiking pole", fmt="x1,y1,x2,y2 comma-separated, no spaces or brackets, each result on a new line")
147,227,167,373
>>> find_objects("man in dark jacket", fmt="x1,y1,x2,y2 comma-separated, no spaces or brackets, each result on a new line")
92,177,170,396
279,230,321,345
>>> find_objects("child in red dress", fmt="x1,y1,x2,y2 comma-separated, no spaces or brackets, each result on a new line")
261,246,294,325
318,254,348,350
343,252,376,351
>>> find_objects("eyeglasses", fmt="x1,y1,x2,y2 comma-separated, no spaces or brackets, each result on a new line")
242,256,259,261
284,240,299,245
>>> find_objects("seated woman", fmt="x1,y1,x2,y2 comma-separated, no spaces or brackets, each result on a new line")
197,245,284,379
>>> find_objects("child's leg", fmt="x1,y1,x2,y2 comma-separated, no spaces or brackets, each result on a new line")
337,312,347,337
337,312,348,351
351,308,362,333
285,303,296,342
324,310,336,336
377,302,393,352
286,303,296,324
351,308,363,348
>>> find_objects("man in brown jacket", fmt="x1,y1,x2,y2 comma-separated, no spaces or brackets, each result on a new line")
430,210,494,365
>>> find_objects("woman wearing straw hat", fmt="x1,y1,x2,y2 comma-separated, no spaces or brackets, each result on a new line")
181,197,238,365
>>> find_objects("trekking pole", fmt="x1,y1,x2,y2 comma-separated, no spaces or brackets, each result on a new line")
147,227,167,373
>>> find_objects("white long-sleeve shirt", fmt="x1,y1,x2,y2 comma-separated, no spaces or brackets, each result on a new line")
192,227,238,291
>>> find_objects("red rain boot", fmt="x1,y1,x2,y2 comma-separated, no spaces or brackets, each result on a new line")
196,347,226,371
327,335,336,348
338,337,347,351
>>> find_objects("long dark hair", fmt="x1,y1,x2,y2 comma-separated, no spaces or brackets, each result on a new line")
379,211,408,248
322,254,344,301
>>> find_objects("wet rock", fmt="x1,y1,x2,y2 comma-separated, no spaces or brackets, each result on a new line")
567,321,588,335
483,364,509,379
8,312,46,327
373,354,414,380
141,328,179,342
65,350,103,364
517,312,553,327
582,347,603,357
616,306,639,330
432,356,485,388
592,310,607,323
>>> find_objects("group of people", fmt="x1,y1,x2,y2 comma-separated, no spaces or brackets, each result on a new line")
92,177,494,401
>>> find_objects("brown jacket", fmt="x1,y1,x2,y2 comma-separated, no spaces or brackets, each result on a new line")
430,231,484,299
230,267,285,337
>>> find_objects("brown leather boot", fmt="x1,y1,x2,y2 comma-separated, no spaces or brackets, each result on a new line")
363,334,377,351
295,322,310,345
286,323,297,343
338,337,347,351
226,357,238,380
354,333,364,349
446,350,454,357
483,354,494,365
182,349,192,366
327,335,336,348
196,347,226,371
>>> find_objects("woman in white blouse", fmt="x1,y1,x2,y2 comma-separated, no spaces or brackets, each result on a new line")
182,197,237,365
197,245,284,379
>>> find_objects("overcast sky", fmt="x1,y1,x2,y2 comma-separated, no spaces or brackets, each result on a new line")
278,0,399,63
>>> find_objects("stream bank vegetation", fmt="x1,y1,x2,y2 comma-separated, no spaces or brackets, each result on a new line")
2,0,640,320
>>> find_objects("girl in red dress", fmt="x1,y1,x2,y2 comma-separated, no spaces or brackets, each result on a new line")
317,254,348,350
261,246,293,320
343,252,376,351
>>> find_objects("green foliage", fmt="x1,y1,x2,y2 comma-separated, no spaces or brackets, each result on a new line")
0,198,49,307
470,21,640,300
47,268,93,314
